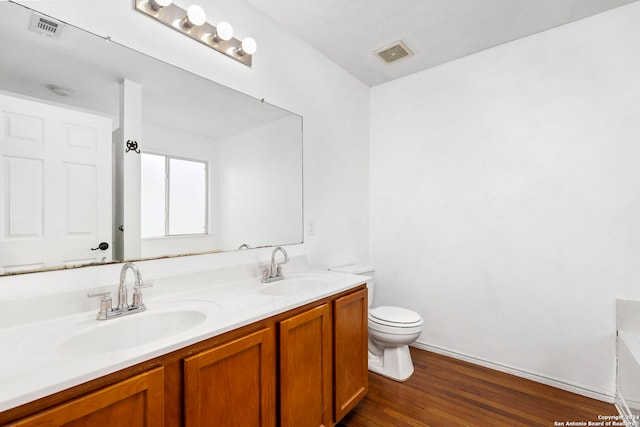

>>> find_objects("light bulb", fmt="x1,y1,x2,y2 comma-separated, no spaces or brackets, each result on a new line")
215,21,233,41
150,0,172,10
239,37,257,55
185,5,206,27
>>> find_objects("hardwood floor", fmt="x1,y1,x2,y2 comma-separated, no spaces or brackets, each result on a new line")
338,347,617,427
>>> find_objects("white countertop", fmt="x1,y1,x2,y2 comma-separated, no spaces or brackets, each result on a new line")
0,267,366,413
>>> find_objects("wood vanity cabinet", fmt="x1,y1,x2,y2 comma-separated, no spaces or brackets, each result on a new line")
183,328,276,427
1,285,368,427
7,367,164,427
277,288,368,426
333,288,368,423
279,303,333,427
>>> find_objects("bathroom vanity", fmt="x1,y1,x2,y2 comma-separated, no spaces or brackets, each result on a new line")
0,267,368,426
0,3,368,425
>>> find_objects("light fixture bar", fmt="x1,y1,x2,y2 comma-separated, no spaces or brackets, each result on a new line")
134,0,254,67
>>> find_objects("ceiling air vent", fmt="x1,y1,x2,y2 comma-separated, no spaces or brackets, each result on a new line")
29,13,64,38
374,41,413,64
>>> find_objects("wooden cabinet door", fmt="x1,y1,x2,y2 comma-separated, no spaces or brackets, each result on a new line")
10,367,164,427
279,303,332,427
183,328,276,427
333,288,368,422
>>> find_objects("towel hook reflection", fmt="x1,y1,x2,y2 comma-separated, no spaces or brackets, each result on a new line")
126,140,140,154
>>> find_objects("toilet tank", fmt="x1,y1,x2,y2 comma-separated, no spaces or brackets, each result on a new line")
329,264,375,307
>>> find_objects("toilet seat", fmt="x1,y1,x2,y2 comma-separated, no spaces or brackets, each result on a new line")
369,306,423,328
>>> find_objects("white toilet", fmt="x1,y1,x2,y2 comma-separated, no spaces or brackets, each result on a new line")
330,265,424,382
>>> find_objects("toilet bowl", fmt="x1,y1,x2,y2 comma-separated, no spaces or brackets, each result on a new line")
368,305,423,381
329,265,424,382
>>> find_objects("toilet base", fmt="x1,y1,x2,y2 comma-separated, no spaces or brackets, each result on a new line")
367,344,414,382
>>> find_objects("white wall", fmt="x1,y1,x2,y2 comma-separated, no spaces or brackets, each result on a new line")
370,3,640,400
0,0,369,292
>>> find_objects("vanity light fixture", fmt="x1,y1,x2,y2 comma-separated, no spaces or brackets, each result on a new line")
212,21,233,42
149,0,172,11
182,4,206,29
134,0,257,67
238,37,257,56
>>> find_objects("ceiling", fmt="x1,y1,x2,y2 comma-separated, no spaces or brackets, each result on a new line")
249,0,639,87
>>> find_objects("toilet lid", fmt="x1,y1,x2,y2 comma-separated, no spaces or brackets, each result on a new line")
369,306,422,326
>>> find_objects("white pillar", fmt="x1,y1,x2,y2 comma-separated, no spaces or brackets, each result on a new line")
113,79,142,261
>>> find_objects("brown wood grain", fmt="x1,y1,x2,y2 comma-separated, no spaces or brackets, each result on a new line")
183,328,276,427
279,303,333,427
8,367,164,427
333,288,369,423
338,347,618,427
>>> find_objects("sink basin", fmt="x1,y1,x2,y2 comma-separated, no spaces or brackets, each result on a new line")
260,277,330,296
58,309,207,355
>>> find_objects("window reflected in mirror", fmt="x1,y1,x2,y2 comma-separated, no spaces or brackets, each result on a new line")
141,153,208,238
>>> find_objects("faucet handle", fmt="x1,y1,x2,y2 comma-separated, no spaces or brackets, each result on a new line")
259,265,270,282
134,281,153,290
87,291,111,300
87,291,112,320
132,281,152,308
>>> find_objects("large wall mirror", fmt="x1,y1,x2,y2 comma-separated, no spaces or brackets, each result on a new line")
0,1,303,275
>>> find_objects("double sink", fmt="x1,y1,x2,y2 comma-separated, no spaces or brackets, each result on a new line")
0,267,360,412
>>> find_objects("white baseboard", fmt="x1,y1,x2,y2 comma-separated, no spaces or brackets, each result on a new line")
411,340,616,404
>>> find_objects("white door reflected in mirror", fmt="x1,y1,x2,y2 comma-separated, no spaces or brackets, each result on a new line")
0,92,112,274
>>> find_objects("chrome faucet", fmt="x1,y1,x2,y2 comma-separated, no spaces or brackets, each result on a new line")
88,262,153,320
261,246,289,283
118,262,141,310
